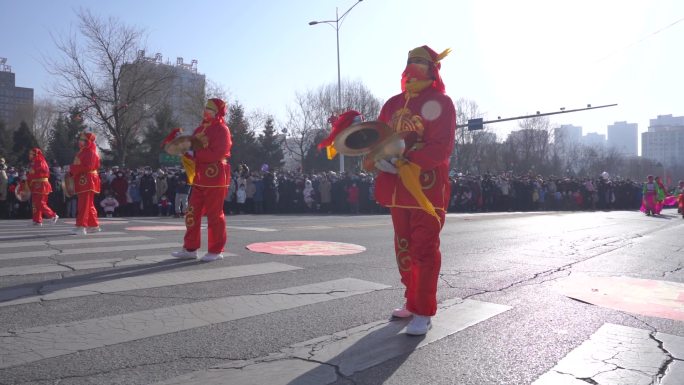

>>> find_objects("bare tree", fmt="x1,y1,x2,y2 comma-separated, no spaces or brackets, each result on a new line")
283,91,321,171
45,9,175,166
32,97,60,149
502,116,552,174
453,98,497,173
284,79,382,171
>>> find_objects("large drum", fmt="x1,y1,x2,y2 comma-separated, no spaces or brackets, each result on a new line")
15,180,31,202
63,174,76,198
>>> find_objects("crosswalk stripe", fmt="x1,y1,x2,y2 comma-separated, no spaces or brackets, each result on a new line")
0,251,237,277
1,236,152,249
154,298,511,385
0,278,389,369
0,242,180,261
0,262,303,306
0,231,126,240
0,253,239,277
532,323,684,384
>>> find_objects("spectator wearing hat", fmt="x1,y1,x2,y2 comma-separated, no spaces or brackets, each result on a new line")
69,132,101,235
27,148,59,226
171,98,232,262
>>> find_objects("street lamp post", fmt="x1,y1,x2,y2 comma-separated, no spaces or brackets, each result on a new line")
309,0,363,173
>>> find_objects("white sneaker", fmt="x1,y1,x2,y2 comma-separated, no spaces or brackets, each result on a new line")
86,226,102,233
71,227,87,236
406,315,432,336
200,252,224,262
51,215,59,225
171,249,198,259
31,222,43,227
391,304,413,318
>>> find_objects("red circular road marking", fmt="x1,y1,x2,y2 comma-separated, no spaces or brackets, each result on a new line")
558,276,684,321
246,241,366,256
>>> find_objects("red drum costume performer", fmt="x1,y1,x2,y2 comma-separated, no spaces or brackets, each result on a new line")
70,132,101,235
373,46,456,335
27,148,58,226
171,98,232,262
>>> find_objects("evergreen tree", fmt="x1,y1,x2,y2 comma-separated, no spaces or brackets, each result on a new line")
48,108,86,167
138,104,179,168
227,102,259,170
303,129,337,173
0,120,12,163
12,121,39,166
257,116,284,171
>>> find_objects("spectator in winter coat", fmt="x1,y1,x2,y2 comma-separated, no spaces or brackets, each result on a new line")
100,193,119,217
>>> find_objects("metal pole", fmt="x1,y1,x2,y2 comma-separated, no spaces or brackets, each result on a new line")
336,7,344,173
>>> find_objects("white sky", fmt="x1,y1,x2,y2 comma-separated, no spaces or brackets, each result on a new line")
2,0,683,150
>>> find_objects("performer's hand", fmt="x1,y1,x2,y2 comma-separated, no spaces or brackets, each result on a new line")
190,136,201,151
375,159,398,174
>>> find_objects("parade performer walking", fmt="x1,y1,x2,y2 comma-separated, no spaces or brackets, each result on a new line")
373,45,456,335
171,98,232,262
27,148,58,226
641,175,662,216
654,176,667,215
70,132,101,235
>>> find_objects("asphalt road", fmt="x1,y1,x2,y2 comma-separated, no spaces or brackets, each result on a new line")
1,209,683,385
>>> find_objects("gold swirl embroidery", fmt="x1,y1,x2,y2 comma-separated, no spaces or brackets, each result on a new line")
205,164,218,178
395,235,411,272
79,175,87,186
421,170,437,190
391,108,425,138
185,206,196,228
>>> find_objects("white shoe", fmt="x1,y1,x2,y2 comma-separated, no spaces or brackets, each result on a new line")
200,252,224,262
51,215,59,225
391,304,413,318
31,222,43,227
406,315,432,336
71,227,87,236
171,249,198,259
86,226,102,233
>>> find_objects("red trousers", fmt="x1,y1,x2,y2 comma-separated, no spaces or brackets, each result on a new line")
184,186,227,253
32,193,56,223
390,207,446,316
76,191,99,227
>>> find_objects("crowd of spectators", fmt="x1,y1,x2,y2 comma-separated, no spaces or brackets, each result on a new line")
0,156,653,220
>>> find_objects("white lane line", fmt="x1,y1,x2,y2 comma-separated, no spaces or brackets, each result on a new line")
1,236,152,249
532,323,684,385
129,219,278,232
154,297,511,385
0,242,180,261
0,278,389,369
0,262,302,306
226,226,278,232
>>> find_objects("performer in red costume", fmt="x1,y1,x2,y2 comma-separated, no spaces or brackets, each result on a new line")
171,98,232,262
373,45,456,335
70,132,101,235
27,147,58,226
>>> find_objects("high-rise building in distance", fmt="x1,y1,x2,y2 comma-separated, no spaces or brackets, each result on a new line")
0,58,33,130
607,121,638,157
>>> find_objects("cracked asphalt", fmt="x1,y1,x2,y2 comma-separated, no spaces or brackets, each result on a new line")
1,209,683,384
